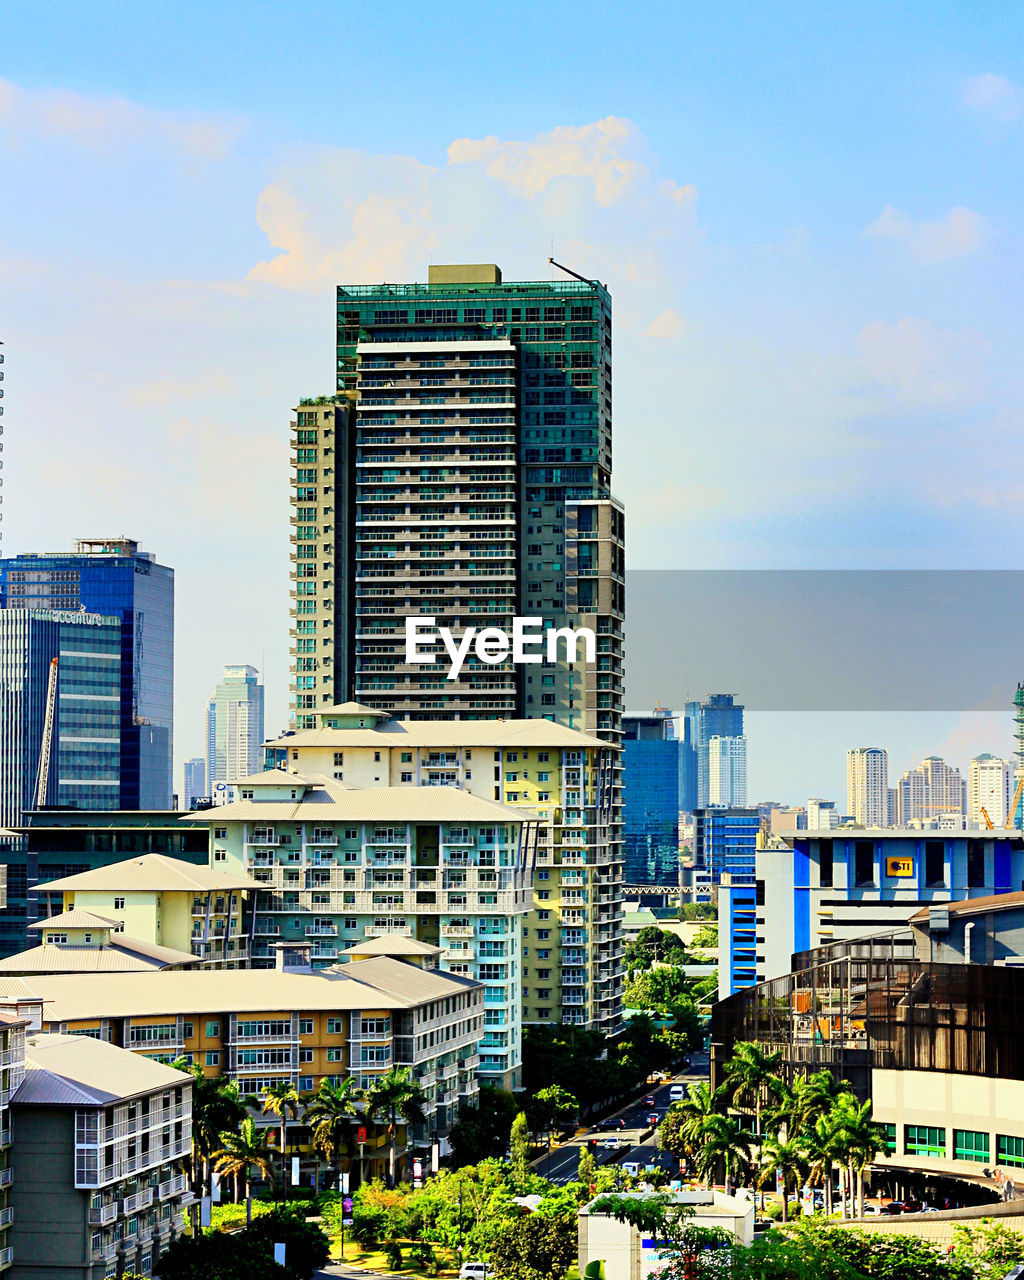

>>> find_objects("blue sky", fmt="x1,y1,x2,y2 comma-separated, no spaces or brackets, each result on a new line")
2,1,1023,800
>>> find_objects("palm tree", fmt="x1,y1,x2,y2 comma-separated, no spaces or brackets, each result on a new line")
805,1110,843,1216
765,1070,843,1142
671,1081,729,1167
172,1060,249,1197
363,1067,426,1188
303,1077,361,1191
213,1116,276,1223
263,1082,302,1196
693,1114,756,1192
758,1136,810,1223
831,1093,888,1219
722,1042,782,1136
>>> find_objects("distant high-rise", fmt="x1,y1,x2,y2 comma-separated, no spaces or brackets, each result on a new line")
968,754,1013,827
0,609,122,828
806,797,839,830
0,538,173,808
708,735,747,806
683,694,744,809
623,708,681,886
896,756,965,826
846,747,889,827
206,665,265,785
289,262,624,740
181,757,207,810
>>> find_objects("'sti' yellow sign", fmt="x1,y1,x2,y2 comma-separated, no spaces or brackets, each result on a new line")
886,856,914,877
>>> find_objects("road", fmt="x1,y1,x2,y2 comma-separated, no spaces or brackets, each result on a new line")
536,1052,709,1185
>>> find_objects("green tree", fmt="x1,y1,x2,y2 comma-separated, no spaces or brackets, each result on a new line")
577,1143,597,1188
363,1066,427,1188
667,1082,729,1164
487,1211,577,1280
213,1117,277,1222
589,1193,729,1280
448,1085,519,1165
829,1094,889,1220
758,1136,810,1223
244,1207,331,1278
528,1084,579,1140
172,1059,249,1196
155,1232,291,1280
302,1077,360,1191
693,1114,756,1190
722,1042,782,1135
950,1221,1024,1278
510,1111,531,1193
824,1223,971,1279
262,1082,301,1193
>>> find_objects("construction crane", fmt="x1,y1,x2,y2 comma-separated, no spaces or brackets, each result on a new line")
1006,775,1024,830
33,657,58,809
548,257,597,286
981,807,994,830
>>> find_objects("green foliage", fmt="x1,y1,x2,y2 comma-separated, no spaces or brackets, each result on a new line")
244,1207,331,1278
950,1221,1024,1278
626,927,693,974
623,968,701,1047
510,1112,531,1193
210,1200,277,1231
680,902,717,920
350,1181,411,1247
155,1229,292,1280
691,924,719,949
448,1085,519,1165
384,1239,404,1270
527,1084,578,1137
577,1144,597,1187
823,1224,971,1280
486,1210,577,1280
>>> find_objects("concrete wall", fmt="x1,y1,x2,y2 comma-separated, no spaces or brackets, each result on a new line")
9,1106,91,1280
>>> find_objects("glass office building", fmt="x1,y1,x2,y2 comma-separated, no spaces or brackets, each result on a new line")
623,710,681,886
0,538,174,808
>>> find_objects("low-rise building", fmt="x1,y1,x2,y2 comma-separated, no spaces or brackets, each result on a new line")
7,952,483,1140
0,911,199,977
10,1033,192,1280
36,854,259,967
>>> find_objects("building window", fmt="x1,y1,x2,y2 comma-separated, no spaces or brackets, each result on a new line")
853,841,874,887
298,1075,314,1092
881,1123,896,1153
114,897,126,910
401,772,413,783
819,841,833,887
206,1051,220,1066
967,843,986,888
334,752,344,766
327,1018,345,1035
954,1129,989,1161
997,1135,1024,1167
298,1019,314,1035
299,1049,314,1064
183,1022,194,1039
326,1048,344,1062
214,827,227,839
205,1020,220,1038
905,1125,945,1158
925,840,945,887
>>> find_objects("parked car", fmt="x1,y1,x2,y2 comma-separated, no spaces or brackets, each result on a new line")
880,1202,905,1216
460,1264,488,1280
643,1094,656,1106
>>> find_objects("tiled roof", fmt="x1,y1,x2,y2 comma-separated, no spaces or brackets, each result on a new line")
0,937,199,975
339,936,442,958
265,717,610,750
14,1034,192,1107
38,853,258,894
28,910,122,931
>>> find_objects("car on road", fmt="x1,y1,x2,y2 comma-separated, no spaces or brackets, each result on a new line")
643,1094,656,1106
460,1264,488,1280
647,1112,660,1126
600,1137,621,1149
668,1084,685,1102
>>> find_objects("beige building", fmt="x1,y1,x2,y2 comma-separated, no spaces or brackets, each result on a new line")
36,855,259,966
265,703,624,1033
0,911,198,977
847,747,889,827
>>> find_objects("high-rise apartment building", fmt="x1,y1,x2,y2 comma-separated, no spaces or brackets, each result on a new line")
622,709,681,887
288,263,624,740
806,797,839,830
0,609,122,829
682,694,744,809
846,747,889,827
181,757,206,810
0,539,174,807
205,664,265,785
896,755,965,826
708,735,747,807
968,754,1014,827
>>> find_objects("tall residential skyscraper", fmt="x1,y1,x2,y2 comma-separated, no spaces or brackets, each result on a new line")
968,754,1013,827
181,757,207,810
682,694,744,809
896,755,966,826
622,708,681,886
846,747,889,827
205,665,265,785
806,797,839,830
708,735,747,806
0,539,173,807
0,609,122,828
289,263,624,741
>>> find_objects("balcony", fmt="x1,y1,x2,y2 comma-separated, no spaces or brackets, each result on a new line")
0,1171,9,1191
0,1246,12,1269
90,1202,118,1225
304,925,338,937
159,1172,188,1200
123,1188,154,1214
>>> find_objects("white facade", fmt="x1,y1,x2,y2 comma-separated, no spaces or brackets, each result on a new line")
708,735,747,806
968,754,1014,828
897,756,965,826
206,665,265,785
806,798,838,830
847,747,889,827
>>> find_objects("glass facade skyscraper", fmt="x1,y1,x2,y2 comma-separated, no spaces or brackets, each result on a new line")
623,709,681,886
206,664,265,784
0,538,174,807
682,693,744,810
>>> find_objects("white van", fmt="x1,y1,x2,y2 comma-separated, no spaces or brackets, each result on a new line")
460,1264,488,1280
668,1083,685,1102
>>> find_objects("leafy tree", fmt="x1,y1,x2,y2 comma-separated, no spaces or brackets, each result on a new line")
691,924,719,950
302,1077,360,1190
663,1082,728,1163
692,1113,756,1189
244,1207,331,1278
349,1180,411,1247
448,1085,519,1166
364,1066,427,1188
263,1082,302,1191
522,1025,608,1107
824,1224,972,1280
950,1221,1024,1278
155,1229,291,1280
214,1116,277,1222
527,1084,578,1140
510,1111,531,1193
577,1143,597,1188
828,1094,889,1219
172,1059,249,1196
487,1210,577,1280
722,1042,782,1134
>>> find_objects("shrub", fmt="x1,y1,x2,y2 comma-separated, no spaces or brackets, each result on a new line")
410,1241,435,1268
244,1207,330,1279
384,1239,404,1270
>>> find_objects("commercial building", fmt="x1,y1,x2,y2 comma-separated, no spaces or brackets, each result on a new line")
190,767,531,1086
36,853,259,968
694,808,758,885
896,756,965,827
0,912,199,977
847,747,889,827
0,810,209,959
14,954,484,1143
10,1032,192,1280
0,609,121,828
622,709,680,887
718,826,1024,998
289,262,624,742
266,704,623,1034
707,735,747,807
968,755,1014,828
682,695,744,811
806,798,839,830
180,758,206,811
205,665,265,786
0,539,174,809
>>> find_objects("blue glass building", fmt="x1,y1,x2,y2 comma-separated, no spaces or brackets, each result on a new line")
683,694,744,810
0,538,173,808
623,710,681,886
694,806,759,885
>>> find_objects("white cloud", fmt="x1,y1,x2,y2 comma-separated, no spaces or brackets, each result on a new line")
864,205,987,263
857,316,988,405
0,77,239,158
645,309,689,339
964,73,1024,120
446,117,650,206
